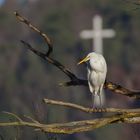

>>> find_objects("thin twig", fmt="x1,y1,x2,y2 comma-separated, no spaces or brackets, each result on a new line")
24,115,40,124
3,111,23,122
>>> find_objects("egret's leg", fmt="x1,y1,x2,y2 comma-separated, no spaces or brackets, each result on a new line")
98,84,104,108
92,92,98,109
99,94,102,108
97,89,102,108
92,93,95,109
92,90,100,109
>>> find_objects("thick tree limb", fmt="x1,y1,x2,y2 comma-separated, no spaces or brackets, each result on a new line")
14,11,140,99
0,112,140,134
43,98,140,113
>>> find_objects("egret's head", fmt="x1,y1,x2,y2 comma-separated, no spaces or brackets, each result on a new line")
77,52,99,65
77,54,91,65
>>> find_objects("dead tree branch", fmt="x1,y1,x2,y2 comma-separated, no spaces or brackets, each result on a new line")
0,112,140,134
21,40,140,99
14,12,140,99
43,98,140,113
14,11,140,99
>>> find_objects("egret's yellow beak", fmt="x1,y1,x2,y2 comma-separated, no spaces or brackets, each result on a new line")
77,56,90,65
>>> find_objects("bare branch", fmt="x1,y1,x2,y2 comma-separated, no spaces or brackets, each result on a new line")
43,98,140,113
0,112,140,134
14,11,140,99
14,11,53,56
104,81,140,99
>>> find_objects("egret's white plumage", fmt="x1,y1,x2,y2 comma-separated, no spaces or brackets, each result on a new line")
78,52,107,108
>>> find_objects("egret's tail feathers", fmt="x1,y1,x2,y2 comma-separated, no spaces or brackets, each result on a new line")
92,90,105,108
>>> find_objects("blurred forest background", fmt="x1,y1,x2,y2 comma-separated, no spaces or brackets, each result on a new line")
0,0,140,140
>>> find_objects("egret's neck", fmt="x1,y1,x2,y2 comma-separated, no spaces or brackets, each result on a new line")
86,62,91,74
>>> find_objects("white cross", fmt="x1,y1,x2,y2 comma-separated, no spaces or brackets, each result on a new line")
80,15,115,54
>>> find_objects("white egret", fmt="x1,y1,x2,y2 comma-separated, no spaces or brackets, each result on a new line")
78,52,107,108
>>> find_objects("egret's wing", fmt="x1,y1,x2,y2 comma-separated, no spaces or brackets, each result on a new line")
90,56,107,73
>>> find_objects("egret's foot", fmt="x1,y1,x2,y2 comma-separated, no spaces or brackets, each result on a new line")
96,108,102,112
90,105,97,112
91,106,100,112
91,106,106,112
98,108,107,112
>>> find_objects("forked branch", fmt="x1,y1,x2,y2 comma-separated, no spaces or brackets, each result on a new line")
14,11,140,99
0,112,140,134
14,11,53,56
